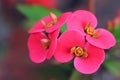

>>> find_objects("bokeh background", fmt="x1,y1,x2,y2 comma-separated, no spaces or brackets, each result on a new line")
0,0,120,80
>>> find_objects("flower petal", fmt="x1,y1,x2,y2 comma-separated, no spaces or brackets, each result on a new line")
74,43,105,74
28,16,51,33
46,12,72,32
86,28,116,49
74,10,97,28
67,14,85,35
67,10,97,35
28,33,48,63
47,29,59,59
54,30,85,63
29,12,72,33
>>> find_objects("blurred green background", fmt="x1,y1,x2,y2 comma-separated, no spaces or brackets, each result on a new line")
0,0,120,80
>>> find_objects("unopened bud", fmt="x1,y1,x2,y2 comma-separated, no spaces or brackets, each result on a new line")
50,12,57,22
41,20,47,27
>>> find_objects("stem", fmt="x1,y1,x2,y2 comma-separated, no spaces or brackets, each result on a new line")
81,74,92,80
69,69,81,80
69,69,92,80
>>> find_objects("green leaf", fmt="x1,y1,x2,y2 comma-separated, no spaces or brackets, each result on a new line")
22,19,36,30
70,70,81,80
104,60,120,76
112,23,120,43
16,4,62,21
60,24,67,32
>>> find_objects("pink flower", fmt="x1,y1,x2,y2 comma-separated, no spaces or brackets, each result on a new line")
67,10,97,35
29,12,72,33
26,0,57,8
67,10,116,49
28,29,59,63
27,12,72,63
54,30,105,74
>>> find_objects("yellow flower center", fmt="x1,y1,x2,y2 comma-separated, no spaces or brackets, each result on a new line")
71,46,88,58
41,38,51,49
85,22,100,38
41,12,57,28
86,27,95,35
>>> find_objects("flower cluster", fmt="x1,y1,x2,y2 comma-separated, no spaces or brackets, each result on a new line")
28,10,116,74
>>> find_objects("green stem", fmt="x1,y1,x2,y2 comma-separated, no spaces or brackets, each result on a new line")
69,69,81,80
69,69,92,80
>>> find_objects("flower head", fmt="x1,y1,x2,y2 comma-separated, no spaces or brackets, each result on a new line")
67,10,116,49
29,12,72,33
54,30,105,74
28,29,59,63
86,28,116,49
67,10,97,35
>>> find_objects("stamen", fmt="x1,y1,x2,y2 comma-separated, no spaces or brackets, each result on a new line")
41,20,47,27
84,22,101,38
50,12,57,24
71,46,88,58
41,38,50,49
50,12,57,20
92,30,100,38
85,22,91,31
41,12,58,28
74,47,84,57
46,22,54,28
71,46,76,54
81,52,88,58
86,27,95,35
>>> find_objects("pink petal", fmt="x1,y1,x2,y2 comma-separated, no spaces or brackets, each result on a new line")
74,43,105,74
86,28,116,49
54,30,85,63
28,33,48,63
28,16,51,33
74,10,97,28
67,10,97,35
46,12,72,32
67,14,85,35
29,12,72,33
47,29,59,59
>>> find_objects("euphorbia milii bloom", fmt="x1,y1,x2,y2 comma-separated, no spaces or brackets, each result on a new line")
67,10,116,49
54,30,105,74
67,10,97,35
29,12,72,33
26,0,57,8
28,29,59,63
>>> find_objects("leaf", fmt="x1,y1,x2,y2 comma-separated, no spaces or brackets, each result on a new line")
104,60,120,76
22,19,36,30
60,24,67,33
16,4,62,21
69,70,81,80
112,23,120,43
